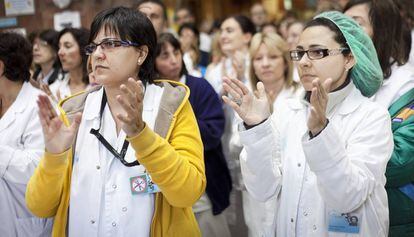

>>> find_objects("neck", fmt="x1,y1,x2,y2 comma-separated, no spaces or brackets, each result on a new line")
0,77,24,117
68,66,84,86
40,61,54,77
263,78,285,102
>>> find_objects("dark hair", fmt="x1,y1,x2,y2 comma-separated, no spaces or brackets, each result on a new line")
30,29,62,84
155,33,187,78
178,23,200,41
135,0,168,21
224,15,257,36
305,18,351,55
59,28,90,84
344,0,411,78
0,32,32,82
394,0,414,29
90,6,157,84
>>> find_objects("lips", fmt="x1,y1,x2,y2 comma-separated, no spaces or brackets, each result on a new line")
95,65,109,71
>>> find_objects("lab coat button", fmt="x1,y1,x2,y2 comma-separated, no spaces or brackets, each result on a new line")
112,222,117,227
96,165,100,170
290,218,294,223
90,220,95,224
112,184,117,189
303,211,308,216
313,225,317,230
122,207,127,212
297,163,301,167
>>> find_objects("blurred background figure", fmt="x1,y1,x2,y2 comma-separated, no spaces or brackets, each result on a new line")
29,29,63,88
261,22,278,35
277,10,297,40
250,3,268,32
286,20,304,82
345,1,414,236
47,28,90,103
0,31,53,237
136,0,168,37
155,32,232,237
394,0,414,69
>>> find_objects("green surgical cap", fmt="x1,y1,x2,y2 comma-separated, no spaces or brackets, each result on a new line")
314,11,383,97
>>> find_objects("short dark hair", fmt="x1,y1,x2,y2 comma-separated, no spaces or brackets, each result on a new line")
224,15,257,36
178,23,200,40
155,33,187,78
135,0,168,21
30,29,62,84
59,28,90,84
344,0,411,78
89,6,157,84
0,32,32,82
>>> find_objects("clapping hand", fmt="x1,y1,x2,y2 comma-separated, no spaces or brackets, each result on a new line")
222,76,270,126
307,78,332,136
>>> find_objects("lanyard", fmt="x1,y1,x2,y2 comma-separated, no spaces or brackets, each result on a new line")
89,90,140,167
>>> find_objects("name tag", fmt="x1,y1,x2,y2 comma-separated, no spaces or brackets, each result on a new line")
328,212,360,234
130,173,160,195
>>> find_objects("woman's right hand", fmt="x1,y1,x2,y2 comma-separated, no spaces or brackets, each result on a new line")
222,76,271,126
37,95,82,154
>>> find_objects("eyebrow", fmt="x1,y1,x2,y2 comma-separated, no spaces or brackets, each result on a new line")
296,44,327,49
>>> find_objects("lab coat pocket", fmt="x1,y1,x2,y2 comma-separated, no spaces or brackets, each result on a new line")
15,216,53,237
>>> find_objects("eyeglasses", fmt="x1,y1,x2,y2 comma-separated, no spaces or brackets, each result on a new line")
85,38,139,55
289,48,350,61
33,40,49,48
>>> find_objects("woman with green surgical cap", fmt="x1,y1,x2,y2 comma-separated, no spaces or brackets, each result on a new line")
222,11,393,236
345,1,414,236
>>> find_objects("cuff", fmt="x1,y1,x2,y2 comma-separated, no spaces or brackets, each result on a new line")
40,149,70,174
239,118,273,146
127,123,158,159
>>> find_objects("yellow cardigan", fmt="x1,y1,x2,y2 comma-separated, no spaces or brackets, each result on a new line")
26,80,206,237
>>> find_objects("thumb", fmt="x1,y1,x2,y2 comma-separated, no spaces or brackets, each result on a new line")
69,112,82,133
257,82,266,99
323,78,333,92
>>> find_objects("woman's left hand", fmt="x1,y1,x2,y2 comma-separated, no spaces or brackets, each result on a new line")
116,78,145,137
307,77,332,136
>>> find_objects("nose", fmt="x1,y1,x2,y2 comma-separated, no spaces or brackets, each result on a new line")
58,47,64,58
298,52,311,69
262,56,270,67
171,54,179,64
92,45,106,61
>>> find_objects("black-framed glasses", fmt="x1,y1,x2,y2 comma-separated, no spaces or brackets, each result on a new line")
289,48,350,61
85,38,139,55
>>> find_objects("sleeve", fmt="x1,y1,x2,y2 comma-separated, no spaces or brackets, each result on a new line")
302,109,393,213
193,82,225,151
26,150,69,218
0,108,44,185
385,117,414,187
239,117,283,202
127,100,206,207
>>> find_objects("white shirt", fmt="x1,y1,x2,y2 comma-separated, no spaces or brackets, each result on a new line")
0,82,53,237
239,82,393,237
49,74,91,100
371,63,414,108
68,84,163,237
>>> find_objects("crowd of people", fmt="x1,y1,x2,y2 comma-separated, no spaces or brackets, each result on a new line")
0,0,413,236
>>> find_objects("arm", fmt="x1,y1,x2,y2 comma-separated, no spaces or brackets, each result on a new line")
385,117,414,187
26,150,69,218
302,109,393,213
239,117,283,202
0,110,44,184
128,100,206,207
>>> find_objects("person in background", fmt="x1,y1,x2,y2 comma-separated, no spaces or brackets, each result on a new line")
223,11,393,236
261,22,278,35
277,10,297,40
250,3,268,32
0,32,53,237
235,32,300,237
26,7,205,237
29,29,62,87
46,28,90,103
155,32,232,237
286,20,305,82
136,0,168,37
178,23,207,77
345,1,414,236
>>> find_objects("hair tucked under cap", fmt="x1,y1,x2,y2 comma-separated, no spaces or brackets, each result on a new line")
314,11,383,97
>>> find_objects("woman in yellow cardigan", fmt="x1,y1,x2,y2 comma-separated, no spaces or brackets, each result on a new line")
26,7,206,237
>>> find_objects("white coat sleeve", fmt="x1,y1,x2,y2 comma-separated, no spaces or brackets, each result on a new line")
302,108,393,213
0,110,44,185
239,117,283,202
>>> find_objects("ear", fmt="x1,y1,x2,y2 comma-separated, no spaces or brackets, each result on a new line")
137,45,149,66
344,53,355,71
243,33,252,45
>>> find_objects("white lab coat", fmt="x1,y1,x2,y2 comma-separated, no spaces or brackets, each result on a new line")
0,82,53,237
370,62,414,108
239,81,393,237
234,86,302,237
68,85,163,237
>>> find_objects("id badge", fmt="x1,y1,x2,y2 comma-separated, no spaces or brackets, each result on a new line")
328,212,360,234
130,174,160,195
